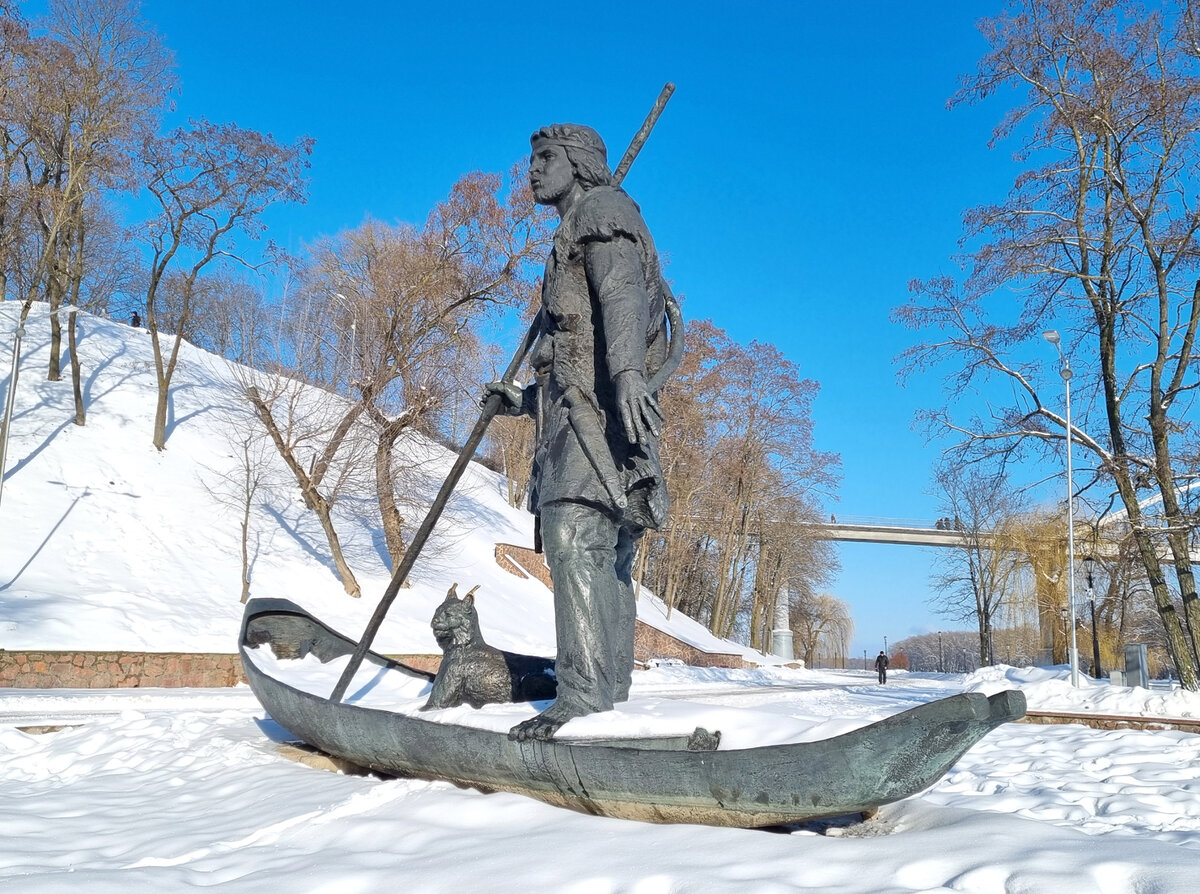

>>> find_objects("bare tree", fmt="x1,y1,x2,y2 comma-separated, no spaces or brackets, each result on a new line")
485,410,535,508
23,0,172,384
895,0,1200,688
746,499,836,653
139,119,311,450
199,415,276,603
894,630,986,673
283,171,549,568
1,0,171,429
239,170,546,595
636,319,840,642
0,8,35,305
790,593,853,668
193,273,274,367
929,462,1028,665
701,334,839,640
242,368,368,598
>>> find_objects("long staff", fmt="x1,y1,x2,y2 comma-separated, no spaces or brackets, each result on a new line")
330,83,676,703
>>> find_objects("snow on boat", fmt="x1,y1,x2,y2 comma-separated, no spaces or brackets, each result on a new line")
240,597,1026,827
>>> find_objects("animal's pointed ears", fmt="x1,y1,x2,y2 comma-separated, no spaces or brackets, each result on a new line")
447,583,459,599
464,584,479,606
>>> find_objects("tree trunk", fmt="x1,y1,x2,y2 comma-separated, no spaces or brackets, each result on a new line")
68,314,84,426
374,420,406,570
67,216,85,425
46,263,63,382
1098,313,1199,689
1154,469,1200,666
240,504,252,603
152,382,169,452
247,386,362,598
309,491,361,598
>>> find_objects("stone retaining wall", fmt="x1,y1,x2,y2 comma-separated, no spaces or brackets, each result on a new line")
0,650,443,689
495,542,746,669
495,543,553,588
0,650,245,688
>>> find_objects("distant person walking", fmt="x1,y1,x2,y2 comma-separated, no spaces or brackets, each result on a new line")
130,311,142,328
875,650,889,684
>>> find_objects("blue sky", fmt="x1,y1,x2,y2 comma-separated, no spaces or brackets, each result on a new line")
91,0,1037,658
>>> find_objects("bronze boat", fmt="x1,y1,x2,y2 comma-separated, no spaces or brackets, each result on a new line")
240,597,1026,828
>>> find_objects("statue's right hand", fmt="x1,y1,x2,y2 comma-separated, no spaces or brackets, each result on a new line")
483,381,527,416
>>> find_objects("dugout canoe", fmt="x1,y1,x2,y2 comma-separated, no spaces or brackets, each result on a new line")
240,597,1026,827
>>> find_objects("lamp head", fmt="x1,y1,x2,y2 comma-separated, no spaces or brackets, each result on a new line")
1042,329,1061,346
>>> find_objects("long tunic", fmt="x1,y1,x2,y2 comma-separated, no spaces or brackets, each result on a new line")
528,185,670,530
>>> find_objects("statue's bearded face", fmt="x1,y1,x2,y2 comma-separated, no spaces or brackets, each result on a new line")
529,141,575,205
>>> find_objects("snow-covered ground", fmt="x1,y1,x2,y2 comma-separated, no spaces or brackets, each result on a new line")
3,669,1199,893
3,307,1200,892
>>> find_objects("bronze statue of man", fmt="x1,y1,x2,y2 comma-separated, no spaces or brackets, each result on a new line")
490,123,672,741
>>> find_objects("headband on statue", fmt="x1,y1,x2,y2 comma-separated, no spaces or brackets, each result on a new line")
530,124,608,163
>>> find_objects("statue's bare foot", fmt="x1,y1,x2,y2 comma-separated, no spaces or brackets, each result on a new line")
508,701,596,741
508,715,565,742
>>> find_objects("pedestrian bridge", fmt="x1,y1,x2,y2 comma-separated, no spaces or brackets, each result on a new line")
813,515,1197,563
814,516,991,548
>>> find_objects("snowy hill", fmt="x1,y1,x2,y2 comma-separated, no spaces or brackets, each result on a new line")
0,303,762,663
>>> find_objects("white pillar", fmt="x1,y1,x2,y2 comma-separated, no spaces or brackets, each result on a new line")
770,586,793,661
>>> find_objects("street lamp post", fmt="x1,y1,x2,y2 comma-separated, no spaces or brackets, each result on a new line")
1083,556,1102,678
0,305,77,511
1043,329,1080,687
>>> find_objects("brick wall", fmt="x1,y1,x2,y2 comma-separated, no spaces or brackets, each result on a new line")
632,623,744,669
495,542,746,669
495,543,553,588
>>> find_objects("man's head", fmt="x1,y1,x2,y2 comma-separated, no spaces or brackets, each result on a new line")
529,124,612,205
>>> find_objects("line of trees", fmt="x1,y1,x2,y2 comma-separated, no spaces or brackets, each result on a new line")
893,630,999,674
929,458,1180,678
1,0,310,444
2,1,849,640
895,0,1200,689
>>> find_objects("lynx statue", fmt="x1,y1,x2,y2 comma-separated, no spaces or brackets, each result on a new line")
422,584,557,711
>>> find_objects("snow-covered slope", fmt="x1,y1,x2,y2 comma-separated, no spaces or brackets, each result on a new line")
0,303,761,662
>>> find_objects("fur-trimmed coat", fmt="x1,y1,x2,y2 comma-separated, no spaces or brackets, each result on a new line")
527,185,670,529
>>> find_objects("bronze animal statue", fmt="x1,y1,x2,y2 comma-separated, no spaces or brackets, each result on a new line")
422,584,557,711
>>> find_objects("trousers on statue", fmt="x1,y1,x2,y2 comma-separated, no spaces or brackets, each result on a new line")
540,500,642,716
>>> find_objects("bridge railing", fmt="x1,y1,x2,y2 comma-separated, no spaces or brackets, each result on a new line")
824,515,943,529
826,513,1180,531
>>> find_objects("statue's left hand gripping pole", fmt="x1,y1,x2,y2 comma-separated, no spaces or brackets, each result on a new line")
329,315,541,703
